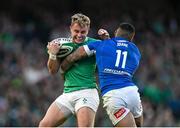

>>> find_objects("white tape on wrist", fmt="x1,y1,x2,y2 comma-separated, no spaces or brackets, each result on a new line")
49,53,57,60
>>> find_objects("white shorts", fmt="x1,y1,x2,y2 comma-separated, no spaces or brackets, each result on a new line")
102,86,143,125
55,88,100,117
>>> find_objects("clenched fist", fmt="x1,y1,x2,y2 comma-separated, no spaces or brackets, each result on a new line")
98,29,110,40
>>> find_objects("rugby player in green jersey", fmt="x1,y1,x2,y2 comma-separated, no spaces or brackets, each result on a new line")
39,13,109,127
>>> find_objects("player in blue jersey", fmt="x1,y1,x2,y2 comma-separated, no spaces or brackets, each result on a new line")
59,23,143,127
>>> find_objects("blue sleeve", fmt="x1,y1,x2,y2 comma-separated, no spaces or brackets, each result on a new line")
87,40,101,51
83,40,102,56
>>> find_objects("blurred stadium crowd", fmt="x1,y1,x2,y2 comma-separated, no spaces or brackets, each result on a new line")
0,0,180,126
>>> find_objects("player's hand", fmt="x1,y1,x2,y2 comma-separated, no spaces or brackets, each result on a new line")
47,40,62,55
98,29,110,40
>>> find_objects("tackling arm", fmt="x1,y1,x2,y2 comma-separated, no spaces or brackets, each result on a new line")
60,46,88,73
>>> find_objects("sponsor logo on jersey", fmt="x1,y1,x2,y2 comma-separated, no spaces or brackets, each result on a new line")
114,108,126,119
103,68,131,76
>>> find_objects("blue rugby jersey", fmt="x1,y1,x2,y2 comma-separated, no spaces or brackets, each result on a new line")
84,37,141,95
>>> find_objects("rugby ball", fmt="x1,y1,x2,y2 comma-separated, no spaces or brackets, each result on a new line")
52,38,74,58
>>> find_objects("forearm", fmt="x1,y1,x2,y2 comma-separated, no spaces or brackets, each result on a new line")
46,39,62,75
60,53,78,72
60,46,88,72
47,58,61,75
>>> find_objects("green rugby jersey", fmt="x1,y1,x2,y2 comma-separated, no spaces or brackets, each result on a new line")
63,37,98,93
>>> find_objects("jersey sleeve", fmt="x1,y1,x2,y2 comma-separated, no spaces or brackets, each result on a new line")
83,41,101,56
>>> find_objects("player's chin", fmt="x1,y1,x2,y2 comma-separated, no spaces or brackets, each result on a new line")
74,39,84,43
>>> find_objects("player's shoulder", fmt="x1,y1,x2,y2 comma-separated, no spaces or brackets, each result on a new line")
129,41,141,56
86,37,100,42
129,41,139,50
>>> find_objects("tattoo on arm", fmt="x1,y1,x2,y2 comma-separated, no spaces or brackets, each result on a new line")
61,46,88,72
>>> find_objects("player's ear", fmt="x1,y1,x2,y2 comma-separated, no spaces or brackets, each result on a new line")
130,32,135,41
114,29,117,37
70,25,73,33
87,27,90,34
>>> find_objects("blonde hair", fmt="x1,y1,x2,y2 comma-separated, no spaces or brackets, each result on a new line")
71,13,90,28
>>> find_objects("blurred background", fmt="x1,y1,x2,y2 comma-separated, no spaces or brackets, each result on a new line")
0,0,180,126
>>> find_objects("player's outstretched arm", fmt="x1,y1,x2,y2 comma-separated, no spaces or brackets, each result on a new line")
47,41,61,75
60,46,88,73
